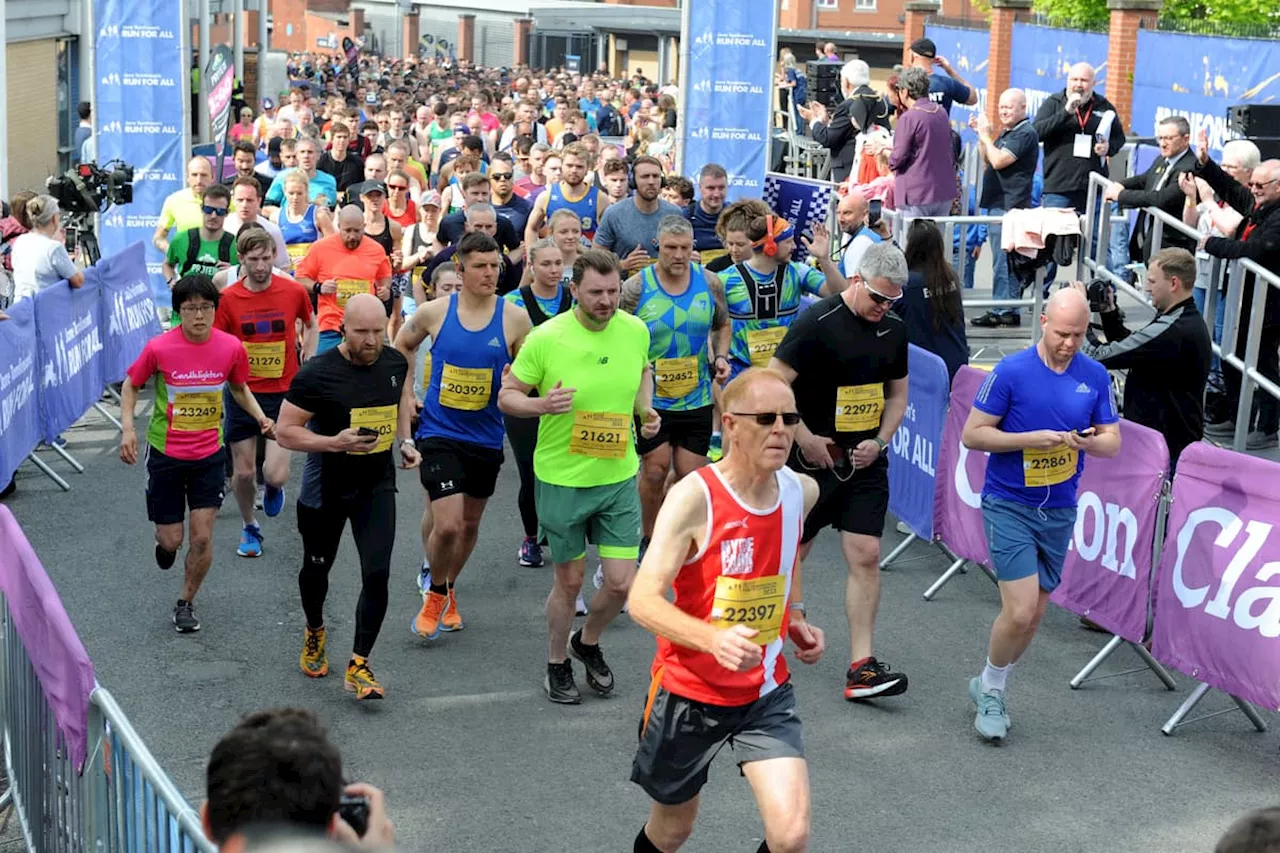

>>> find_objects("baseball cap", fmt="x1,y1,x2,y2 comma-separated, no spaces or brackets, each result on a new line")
356,179,387,197
262,97,275,110
421,189,443,208
267,137,283,155
910,38,937,58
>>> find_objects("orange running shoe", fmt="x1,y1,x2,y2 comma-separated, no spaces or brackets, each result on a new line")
413,590,448,639
441,586,464,632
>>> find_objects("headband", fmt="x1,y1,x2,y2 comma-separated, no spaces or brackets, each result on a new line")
752,218,794,249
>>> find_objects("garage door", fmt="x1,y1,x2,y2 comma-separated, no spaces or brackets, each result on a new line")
475,16,513,68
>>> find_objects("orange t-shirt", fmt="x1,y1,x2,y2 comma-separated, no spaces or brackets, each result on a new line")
293,234,391,333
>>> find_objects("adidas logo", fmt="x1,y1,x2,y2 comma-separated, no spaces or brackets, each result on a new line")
487,337,501,347
1075,382,1090,393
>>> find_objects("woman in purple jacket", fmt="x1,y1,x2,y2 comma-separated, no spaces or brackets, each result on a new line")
888,67,958,217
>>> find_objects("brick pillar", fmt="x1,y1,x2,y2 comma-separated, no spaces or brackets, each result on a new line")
779,0,812,30
986,0,1030,126
403,13,420,61
458,14,475,63
513,18,532,67
351,8,365,40
902,0,940,66
1106,0,1162,128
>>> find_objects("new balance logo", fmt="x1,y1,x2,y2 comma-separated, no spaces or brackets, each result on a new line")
1075,382,1091,393
598,356,609,364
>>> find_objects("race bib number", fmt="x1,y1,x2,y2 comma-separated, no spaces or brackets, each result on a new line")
700,248,728,265
711,575,786,646
286,242,312,267
438,363,492,411
655,356,699,400
171,391,222,432
835,384,884,432
745,326,787,367
243,341,286,379
335,278,369,308
348,405,396,455
1023,445,1078,487
569,411,629,459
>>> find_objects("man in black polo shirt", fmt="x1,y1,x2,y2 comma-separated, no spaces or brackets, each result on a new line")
970,88,1039,328
768,241,912,703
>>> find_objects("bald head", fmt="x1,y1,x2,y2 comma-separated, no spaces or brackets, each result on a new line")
1067,63,1096,99
998,88,1027,127
1040,287,1091,366
343,293,385,327
337,205,365,249
1045,287,1090,324
837,193,870,234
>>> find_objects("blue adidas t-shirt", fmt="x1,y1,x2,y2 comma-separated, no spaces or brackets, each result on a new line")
972,347,1117,509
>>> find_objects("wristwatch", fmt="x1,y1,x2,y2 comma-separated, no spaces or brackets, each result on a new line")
399,438,416,451
873,436,888,455
789,601,806,617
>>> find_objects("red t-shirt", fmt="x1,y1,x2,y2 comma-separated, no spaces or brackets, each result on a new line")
214,274,315,394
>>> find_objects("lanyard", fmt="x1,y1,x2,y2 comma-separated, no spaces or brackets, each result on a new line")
1243,221,1258,241
1076,103,1094,131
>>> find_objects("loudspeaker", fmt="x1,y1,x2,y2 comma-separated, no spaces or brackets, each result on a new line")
806,61,844,110
1228,104,1280,138
1253,137,1280,160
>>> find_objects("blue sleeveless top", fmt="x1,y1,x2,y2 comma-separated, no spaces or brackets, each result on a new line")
547,183,600,239
634,263,714,412
279,204,319,244
417,294,510,449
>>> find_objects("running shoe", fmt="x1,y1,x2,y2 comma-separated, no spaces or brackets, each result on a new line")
708,433,723,462
344,656,385,701
575,592,589,616
262,484,285,518
970,677,1009,742
172,600,200,633
416,561,431,595
237,523,264,558
300,626,329,677
413,590,448,639
441,586,464,632
569,629,614,694
518,536,545,567
844,657,909,700
155,542,177,571
545,661,581,705
254,486,265,510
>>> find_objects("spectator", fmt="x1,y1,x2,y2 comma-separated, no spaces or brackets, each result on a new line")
10,195,84,302
73,102,93,162
900,219,969,381
799,60,886,183
1079,247,1210,465
1215,806,1280,853
1104,116,1198,261
1034,62,1126,215
230,107,256,142
904,37,979,115
835,192,884,278
1194,140,1280,449
888,67,957,217
821,42,841,62
969,88,1039,328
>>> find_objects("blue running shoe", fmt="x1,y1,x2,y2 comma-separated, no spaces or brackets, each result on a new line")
971,677,1010,742
263,484,285,518
518,536,544,567
969,675,1012,730
237,524,264,558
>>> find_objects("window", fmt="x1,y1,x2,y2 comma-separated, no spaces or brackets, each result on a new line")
56,37,81,171
855,0,877,8
817,0,838,8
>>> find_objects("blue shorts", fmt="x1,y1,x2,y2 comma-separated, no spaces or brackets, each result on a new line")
316,329,343,353
981,495,1075,593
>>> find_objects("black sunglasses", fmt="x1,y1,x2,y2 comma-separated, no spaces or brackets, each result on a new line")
202,205,229,216
490,172,514,180
731,412,802,426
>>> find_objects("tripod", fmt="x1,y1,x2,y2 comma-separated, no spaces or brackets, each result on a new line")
63,212,101,267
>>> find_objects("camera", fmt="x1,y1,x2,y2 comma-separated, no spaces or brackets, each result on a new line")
46,160,134,215
867,199,882,229
337,794,369,837
1084,278,1114,314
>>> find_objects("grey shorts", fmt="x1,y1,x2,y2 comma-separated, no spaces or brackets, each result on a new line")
631,681,804,806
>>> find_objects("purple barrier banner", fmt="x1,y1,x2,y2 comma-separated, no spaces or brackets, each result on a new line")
0,506,97,769
0,300,41,486
98,242,162,384
1151,442,1280,712
933,365,991,566
34,279,106,444
1051,420,1169,643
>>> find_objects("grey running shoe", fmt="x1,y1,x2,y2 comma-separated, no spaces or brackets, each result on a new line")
970,676,1010,742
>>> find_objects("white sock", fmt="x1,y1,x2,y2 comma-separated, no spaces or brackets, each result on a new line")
981,659,1012,694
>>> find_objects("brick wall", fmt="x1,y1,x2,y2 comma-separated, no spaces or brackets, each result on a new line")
6,39,59,193
271,0,309,53
1105,0,1161,127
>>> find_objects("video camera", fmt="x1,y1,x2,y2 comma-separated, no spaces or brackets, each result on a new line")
46,160,134,215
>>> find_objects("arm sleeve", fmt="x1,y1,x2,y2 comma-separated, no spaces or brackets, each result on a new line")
948,78,973,106
294,247,320,281
1204,228,1280,261
971,363,1011,418
1032,97,1071,143
1084,313,1186,372
284,361,323,412
165,234,184,268
375,256,392,280
296,285,314,323
1194,156,1254,216
889,329,909,380
811,103,854,151
264,175,285,206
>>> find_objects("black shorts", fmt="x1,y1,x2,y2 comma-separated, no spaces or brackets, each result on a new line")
224,390,285,444
788,449,889,543
416,436,504,501
144,447,226,525
635,405,714,457
631,681,804,806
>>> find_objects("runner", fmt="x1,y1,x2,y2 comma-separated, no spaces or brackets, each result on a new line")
503,237,576,568
293,204,392,353
119,274,274,634
393,232,533,640
704,199,766,275
357,180,406,339
523,142,611,246
627,367,823,853
500,248,660,703
548,209,585,285
620,215,730,562
271,171,335,273
214,228,318,558
162,184,237,289
961,288,1120,742
686,163,729,266
768,241,912,701
275,293,420,702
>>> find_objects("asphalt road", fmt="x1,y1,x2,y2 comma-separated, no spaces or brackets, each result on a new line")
5,390,1277,853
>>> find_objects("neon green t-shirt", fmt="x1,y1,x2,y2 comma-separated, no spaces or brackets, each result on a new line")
511,309,650,488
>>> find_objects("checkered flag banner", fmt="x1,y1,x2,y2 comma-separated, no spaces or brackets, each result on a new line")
763,172,836,265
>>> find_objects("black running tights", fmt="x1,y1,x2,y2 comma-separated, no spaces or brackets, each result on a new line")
505,413,539,538
297,491,396,658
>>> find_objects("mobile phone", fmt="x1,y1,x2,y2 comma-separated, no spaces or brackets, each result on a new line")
337,794,369,837
357,427,380,438
1075,427,1096,437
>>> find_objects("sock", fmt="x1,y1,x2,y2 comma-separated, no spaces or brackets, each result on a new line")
756,842,772,853
981,658,1012,693
429,582,448,596
446,580,455,591
634,827,661,853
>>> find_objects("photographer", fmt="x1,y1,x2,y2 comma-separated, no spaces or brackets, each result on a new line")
202,707,395,850
1075,248,1210,466
10,195,83,302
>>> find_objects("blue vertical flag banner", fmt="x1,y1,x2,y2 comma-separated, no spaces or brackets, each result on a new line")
93,0,187,309
762,173,836,265
679,0,777,201
0,300,42,486
887,345,950,541
923,25,989,141
98,243,162,383
1132,31,1280,156
34,282,106,445
1009,24,1109,118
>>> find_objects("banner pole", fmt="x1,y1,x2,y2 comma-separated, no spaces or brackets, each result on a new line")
675,0,691,177
43,442,86,474
92,402,123,432
877,533,917,570
24,454,72,491
922,556,967,601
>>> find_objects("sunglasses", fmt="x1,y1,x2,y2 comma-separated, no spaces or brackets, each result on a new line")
490,173,514,181
1248,178,1279,190
202,205,229,216
863,283,901,306
387,183,409,190
731,411,802,427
